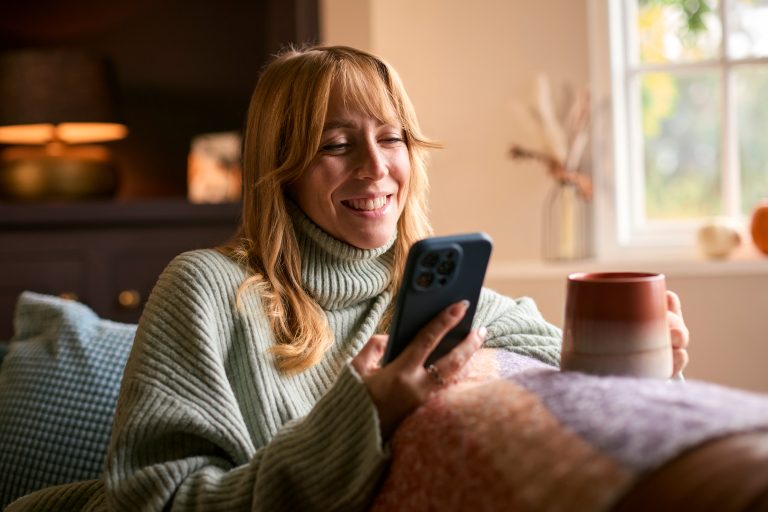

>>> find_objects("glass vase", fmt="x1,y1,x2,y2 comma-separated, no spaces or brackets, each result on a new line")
542,181,591,261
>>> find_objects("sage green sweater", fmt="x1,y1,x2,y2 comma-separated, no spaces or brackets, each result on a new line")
8,209,561,512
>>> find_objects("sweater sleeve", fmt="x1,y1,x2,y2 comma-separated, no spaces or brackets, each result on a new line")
104,252,389,512
473,287,562,367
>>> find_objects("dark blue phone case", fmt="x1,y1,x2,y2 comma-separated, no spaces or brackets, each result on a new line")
383,232,493,366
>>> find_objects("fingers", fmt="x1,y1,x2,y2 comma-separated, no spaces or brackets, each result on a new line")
672,347,689,377
358,303,484,440
351,334,388,376
666,290,689,349
428,326,487,387
403,300,470,369
668,289,689,376
666,290,683,317
667,310,689,349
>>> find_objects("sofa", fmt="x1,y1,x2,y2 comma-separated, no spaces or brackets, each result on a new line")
2,291,768,511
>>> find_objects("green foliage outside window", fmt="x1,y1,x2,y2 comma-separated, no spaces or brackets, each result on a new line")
639,0,715,34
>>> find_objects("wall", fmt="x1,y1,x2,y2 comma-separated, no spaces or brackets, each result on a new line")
320,0,768,393
322,0,589,262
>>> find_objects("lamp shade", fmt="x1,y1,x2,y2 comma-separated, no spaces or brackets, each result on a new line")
0,48,128,144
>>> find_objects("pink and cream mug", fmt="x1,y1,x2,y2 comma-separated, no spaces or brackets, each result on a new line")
560,272,672,379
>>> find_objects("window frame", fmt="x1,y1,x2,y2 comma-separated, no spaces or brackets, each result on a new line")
588,0,768,260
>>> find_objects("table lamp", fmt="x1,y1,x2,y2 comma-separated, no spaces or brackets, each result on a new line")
0,48,128,200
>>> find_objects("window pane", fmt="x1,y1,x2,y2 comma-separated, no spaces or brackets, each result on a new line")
737,65,768,213
637,0,721,64
642,71,721,219
728,0,768,59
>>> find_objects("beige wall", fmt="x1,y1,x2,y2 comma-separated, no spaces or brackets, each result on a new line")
320,0,768,394
321,0,589,261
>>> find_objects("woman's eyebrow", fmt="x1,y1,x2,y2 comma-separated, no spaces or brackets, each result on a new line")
322,118,400,132
322,119,356,131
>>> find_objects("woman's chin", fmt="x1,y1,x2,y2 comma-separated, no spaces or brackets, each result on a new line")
343,229,396,250
349,237,392,250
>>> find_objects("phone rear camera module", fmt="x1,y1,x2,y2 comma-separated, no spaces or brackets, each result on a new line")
436,260,455,276
415,271,435,289
420,252,439,268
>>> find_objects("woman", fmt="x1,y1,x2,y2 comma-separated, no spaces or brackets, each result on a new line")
7,45,689,512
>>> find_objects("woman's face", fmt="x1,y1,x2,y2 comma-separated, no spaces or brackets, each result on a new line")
288,85,411,249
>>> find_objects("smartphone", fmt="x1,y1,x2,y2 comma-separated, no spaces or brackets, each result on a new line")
383,232,493,366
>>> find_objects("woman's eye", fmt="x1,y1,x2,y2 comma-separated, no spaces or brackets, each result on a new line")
320,142,350,153
380,136,404,145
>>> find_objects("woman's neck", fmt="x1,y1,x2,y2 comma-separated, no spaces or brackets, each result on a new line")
287,200,396,310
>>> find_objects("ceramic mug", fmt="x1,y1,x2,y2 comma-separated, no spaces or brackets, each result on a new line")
560,272,672,378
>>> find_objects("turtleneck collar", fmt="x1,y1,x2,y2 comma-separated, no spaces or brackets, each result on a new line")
287,200,396,310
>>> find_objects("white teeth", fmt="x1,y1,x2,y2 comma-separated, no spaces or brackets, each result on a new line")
346,196,387,211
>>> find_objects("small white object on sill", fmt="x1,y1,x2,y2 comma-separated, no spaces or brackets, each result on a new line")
696,217,742,260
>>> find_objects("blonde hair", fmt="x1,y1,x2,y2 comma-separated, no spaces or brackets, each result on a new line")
224,45,436,373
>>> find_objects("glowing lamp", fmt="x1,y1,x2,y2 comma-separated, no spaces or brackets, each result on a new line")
0,48,128,200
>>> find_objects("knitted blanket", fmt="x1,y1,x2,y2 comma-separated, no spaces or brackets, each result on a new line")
372,350,768,512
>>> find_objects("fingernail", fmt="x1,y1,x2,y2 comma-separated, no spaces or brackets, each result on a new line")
478,326,487,340
450,300,470,316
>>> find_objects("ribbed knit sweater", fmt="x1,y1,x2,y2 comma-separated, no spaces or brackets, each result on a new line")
7,208,562,512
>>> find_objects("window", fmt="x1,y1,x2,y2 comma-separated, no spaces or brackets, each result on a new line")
589,0,768,259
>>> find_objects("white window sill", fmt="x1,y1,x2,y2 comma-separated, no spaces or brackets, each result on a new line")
488,247,768,281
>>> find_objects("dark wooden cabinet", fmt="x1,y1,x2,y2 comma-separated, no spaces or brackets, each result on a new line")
0,200,241,340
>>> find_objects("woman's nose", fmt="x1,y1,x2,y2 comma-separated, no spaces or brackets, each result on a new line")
356,141,388,180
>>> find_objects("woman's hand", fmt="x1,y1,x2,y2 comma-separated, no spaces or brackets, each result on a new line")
667,290,690,377
351,300,486,439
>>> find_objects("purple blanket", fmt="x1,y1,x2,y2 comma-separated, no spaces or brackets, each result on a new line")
500,351,768,472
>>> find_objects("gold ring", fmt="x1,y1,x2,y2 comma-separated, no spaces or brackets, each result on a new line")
426,364,445,386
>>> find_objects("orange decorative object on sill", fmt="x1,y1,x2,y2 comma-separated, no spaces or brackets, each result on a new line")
750,200,768,255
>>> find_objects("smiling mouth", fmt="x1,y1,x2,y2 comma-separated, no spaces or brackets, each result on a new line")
342,195,391,211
